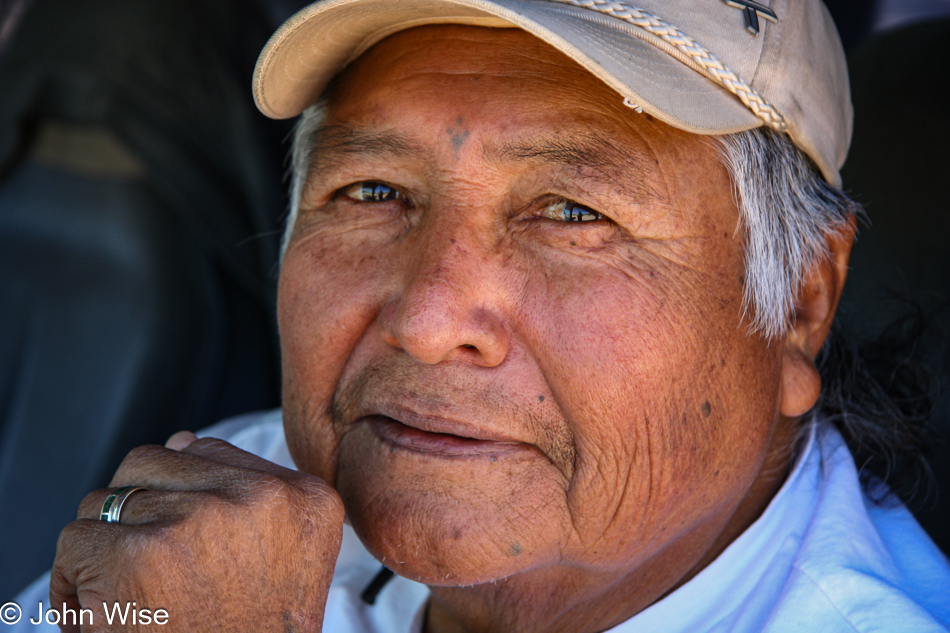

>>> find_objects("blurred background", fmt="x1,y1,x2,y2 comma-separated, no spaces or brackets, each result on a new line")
0,0,948,601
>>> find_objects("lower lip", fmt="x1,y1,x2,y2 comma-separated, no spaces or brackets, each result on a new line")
367,416,524,458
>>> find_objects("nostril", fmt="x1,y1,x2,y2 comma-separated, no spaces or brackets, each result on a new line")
462,344,476,349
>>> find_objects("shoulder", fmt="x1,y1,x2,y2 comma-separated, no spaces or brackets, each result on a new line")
765,424,950,632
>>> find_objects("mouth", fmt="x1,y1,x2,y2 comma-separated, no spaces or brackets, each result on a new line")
365,414,526,458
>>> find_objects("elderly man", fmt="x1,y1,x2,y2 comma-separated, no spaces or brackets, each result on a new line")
10,0,950,631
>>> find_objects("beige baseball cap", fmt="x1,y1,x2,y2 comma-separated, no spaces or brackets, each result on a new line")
253,0,851,186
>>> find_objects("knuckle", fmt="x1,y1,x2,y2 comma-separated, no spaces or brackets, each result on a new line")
54,520,85,552
54,519,116,571
295,478,345,523
236,474,291,511
175,490,249,534
184,436,236,460
121,443,167,467
187,436,229,451
77,488,110,519
187,490,229,519
201,468,272,505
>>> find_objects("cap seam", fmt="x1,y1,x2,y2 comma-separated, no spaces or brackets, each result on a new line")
748,0,781,91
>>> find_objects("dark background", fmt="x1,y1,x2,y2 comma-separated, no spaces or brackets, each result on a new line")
0,0,948,602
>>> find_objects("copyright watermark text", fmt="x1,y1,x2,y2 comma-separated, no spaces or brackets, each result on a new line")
1,601,168,626
0,603,20,626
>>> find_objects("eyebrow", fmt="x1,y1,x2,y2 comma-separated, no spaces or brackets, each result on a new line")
489,132,633,168
307,123,427,174
487,132,661,199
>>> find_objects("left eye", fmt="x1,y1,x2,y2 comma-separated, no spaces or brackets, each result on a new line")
541,199,604,223
343,182,405,202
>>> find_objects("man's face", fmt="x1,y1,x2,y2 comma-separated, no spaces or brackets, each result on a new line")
278,26,793,588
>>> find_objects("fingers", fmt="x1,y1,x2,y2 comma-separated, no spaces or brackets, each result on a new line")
76,487,209,524
165,430,198,451
50,519,126,633
177,438,343,516
178,437,303,480
52,432,346,632
108,438,305,492
104,444,246,491
54,469,345,631
88,441,343,529
51,517,188,632
52,519,121,591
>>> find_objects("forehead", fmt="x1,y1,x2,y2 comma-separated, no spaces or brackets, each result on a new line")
339,24,596,84
317,25,718,190
327,26,616,118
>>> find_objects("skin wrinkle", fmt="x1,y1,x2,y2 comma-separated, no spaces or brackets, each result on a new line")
330,359,577,478
276,25,841,633
520,73,744,540
603,427,640,541
569,431,640,555
310,123,424,171
487,132,662,204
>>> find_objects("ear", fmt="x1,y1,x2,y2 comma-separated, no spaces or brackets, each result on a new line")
779,216,856,417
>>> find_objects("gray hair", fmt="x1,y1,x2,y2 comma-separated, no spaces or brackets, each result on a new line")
285,103,856,340
284,101,330,257
713,129,857,338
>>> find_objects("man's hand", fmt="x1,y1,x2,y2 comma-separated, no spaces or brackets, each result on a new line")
50,433,344,632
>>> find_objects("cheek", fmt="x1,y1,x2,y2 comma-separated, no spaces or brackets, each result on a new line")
520,241,782,561
278,232,392,480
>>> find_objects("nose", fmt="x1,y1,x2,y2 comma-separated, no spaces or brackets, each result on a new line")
377,232,510,367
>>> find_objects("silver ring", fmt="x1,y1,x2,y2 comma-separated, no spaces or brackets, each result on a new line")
99,486,148,524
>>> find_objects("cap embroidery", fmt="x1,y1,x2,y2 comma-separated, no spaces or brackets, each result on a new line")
724,0,777,36
547,0,788,131
623,97,644,113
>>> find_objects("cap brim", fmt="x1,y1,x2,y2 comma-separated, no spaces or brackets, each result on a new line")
252,0,760,136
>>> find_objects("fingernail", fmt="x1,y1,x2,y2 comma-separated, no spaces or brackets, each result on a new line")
165,430,198,451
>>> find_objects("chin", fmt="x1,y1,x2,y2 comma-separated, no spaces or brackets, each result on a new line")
343,489,547,586
334,432,567,586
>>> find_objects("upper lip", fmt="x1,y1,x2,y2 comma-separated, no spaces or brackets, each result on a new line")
362,401,523,444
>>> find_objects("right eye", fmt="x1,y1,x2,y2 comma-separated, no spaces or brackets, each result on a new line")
343,182,405,202
540,198,605,223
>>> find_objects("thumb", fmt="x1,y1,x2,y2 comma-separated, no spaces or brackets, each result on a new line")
165,430,199,451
